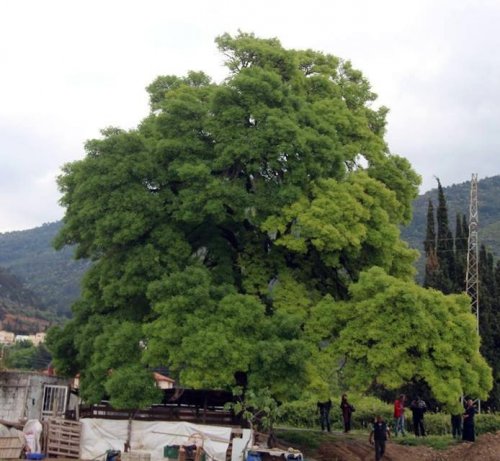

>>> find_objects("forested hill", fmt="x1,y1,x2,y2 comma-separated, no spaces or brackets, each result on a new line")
0,221,90,319
401,174,500,278
0,266,50,333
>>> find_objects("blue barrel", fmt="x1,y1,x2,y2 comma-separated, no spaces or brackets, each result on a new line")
246,452,262,461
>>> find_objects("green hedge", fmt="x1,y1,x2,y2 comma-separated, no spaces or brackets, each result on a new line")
423,412,500,436
277,397,500,436
277,395,392,430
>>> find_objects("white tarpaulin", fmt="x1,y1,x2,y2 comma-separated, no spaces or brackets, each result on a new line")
80,418,245,461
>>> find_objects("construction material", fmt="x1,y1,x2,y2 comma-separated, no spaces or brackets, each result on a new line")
0,435,24,459
45,418,81,459
122,451,152,461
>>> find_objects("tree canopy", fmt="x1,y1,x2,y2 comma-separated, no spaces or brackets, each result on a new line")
47,32,490,408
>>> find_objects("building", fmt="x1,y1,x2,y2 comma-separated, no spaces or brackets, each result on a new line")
153,371,175,389
0,370,77,422
0,330,15,345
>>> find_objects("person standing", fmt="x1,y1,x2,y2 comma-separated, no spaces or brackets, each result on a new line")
462,399,477,442
410,396,427,436
451,413,462,439
369,415,391,461
340,394,355,433
393,394,406,436
317,399,332,432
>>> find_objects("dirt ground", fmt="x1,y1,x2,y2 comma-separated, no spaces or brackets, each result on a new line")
307,431,500,461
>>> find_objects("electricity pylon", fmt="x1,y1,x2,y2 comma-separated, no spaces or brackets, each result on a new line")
465,173,480,412
466,173,479,335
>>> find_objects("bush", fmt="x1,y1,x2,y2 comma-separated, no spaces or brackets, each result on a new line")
397,411,500,436
277,396,500,437
419,413,449,435
475,413,500,435
277,395,392,430
277,399,327,429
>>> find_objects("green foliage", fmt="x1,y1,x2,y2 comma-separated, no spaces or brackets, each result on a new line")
55,32,490,410
325,268,492,406
274,429,322,450
401,175,500,281
105,364,162,410
277,399,324,429
418,181,500,409
396,434,455,450
475,413,500,434
405,412,500,437
0,222,89,319
4,341,51,370
227,387,281,431
277,395,392,430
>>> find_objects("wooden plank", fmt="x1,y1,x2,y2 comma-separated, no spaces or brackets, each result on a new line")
45,419,82,459
0,436,24,459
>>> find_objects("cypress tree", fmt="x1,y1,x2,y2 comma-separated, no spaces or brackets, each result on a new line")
435,179,455,293
454,213,468,292
423,199,438,288
478,246,500,410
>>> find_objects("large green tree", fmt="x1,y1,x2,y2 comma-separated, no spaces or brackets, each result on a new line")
47,32,490,407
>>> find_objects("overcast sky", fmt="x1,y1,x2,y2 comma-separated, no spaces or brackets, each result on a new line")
1,0,499,232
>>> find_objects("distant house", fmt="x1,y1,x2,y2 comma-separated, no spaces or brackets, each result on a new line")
31,332,46,346
7,331,47,345
15,334,31,343
153,371,175,389
0,330,15,345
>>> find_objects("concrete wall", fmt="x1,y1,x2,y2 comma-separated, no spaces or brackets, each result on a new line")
0,371,73,422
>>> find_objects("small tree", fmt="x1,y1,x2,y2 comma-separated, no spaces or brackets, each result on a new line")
317,267,492,408
226,387,281,446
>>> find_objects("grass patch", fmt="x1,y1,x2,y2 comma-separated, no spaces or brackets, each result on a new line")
394,435,458,450
275,429,323,449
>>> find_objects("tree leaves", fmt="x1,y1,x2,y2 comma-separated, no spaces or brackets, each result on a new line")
329,267,492,407
47,32,490,410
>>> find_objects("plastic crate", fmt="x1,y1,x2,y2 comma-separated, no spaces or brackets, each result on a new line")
163,445,179,458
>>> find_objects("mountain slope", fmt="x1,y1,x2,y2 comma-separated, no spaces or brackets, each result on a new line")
0,266,51,333
401,175,500,279
0,221,90,318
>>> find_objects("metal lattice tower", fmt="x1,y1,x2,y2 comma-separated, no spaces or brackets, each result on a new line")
465,173,479,335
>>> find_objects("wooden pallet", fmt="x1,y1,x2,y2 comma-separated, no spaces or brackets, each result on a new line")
45,419,81,459
0,436,24,459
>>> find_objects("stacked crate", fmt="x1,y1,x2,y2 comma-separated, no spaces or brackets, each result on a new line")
45,418,81,459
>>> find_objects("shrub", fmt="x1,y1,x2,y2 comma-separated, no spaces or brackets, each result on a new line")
475,413,500,435
397,411,500,436
277,395,392,430
277,396,500,437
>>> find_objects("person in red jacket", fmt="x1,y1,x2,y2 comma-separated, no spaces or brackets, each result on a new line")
393,394,406,436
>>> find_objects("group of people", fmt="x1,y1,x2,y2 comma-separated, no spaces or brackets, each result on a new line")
317,394,355,433
392,394,427,437
316,394,478,461
392,394,477,442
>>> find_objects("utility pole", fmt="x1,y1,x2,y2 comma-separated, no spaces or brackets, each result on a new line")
465,173,480,412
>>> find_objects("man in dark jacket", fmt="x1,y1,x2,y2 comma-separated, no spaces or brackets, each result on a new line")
317,399,332,432
410,397,427,436
369,415,391,461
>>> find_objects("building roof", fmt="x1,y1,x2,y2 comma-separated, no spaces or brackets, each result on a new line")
153,372,175,383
